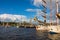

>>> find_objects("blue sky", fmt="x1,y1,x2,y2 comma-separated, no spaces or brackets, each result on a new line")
0,0,34,18
0,0,47,18
0,0,59,23
0,0,53,23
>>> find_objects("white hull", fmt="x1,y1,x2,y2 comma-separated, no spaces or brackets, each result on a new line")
48,25,60,33
36,25,49,31
36,25,60,33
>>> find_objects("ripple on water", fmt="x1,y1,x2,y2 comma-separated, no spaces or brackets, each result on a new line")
0,27,60,40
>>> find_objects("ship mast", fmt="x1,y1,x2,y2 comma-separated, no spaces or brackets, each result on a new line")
50,0,52,25
56,0,59,25
42,0,47,25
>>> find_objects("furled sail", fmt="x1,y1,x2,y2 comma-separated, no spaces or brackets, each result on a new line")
56,13,60,19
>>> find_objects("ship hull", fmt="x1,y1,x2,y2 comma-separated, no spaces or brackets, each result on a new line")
36,25,49,31
36,25,60,33
48,26,60,34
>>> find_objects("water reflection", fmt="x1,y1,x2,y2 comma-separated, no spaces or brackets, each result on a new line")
49,34,60,40
36,30,50,40
0,27,60,40
36,30,60,40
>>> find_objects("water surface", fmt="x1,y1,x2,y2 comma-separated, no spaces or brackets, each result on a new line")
0,26,60,40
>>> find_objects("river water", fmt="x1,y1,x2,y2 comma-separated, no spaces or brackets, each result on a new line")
0,26,60,40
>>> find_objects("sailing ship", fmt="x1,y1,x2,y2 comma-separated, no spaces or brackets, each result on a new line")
34,0,60,33
48,0,60,34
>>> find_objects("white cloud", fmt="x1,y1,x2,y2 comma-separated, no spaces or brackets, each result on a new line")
33,0,60,13
26,8,48,17
0,14,28,22
26,8,48,22
33,0,59,7
31,0,60,23
25,9,35,12
25,0,60,23
0,13,38,24
33,0,42,7
26,8,58,23
26,9,41,12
